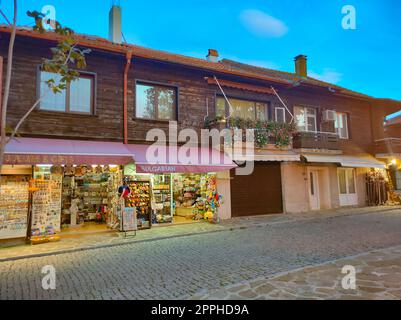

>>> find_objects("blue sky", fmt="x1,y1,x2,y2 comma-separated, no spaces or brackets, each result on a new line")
1,0,401,101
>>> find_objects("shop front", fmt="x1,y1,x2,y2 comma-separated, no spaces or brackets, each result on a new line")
1,138,235,244
281,154,387,213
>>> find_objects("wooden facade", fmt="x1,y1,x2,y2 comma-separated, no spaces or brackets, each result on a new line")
1,32,393,157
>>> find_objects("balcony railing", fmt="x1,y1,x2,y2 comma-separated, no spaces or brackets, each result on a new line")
374,138,401,154
293,131,340,150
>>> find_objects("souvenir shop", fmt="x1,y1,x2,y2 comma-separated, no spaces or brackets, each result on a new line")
0,163,223,243
1,137,234,244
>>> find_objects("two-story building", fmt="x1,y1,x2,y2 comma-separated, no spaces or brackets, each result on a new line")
0,5,400,242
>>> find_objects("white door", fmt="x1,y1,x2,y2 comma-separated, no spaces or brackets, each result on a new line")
338,168,358,206
309,170,320,210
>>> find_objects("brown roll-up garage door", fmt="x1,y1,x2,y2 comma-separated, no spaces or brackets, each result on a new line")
230,162,283,217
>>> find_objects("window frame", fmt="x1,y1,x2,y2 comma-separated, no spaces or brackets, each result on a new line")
337,168,356,195
215,95,269,121
294,106,317,132
37,67,96,115
334,111,349,139
275,107,286,123
134,80,178,121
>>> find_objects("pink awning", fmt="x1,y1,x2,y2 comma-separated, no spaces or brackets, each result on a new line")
4,137,134,165
126,144,236,173
4,138,236,173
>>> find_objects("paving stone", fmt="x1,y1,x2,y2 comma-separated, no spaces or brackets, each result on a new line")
2,208,401,300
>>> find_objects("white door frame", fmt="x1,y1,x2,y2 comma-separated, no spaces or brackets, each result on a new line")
338,168,358,206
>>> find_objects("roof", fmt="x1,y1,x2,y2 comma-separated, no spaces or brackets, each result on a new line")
0,24,391,101
220,59,373,99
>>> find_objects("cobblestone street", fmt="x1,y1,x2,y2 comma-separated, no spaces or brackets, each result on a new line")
1,208,401,300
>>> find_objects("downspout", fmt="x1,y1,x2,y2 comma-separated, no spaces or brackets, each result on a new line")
0,56,3,132
123,50,132,144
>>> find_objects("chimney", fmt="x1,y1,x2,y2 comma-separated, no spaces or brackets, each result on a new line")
109,3,122,44
206,49,219,62
294,55,307,77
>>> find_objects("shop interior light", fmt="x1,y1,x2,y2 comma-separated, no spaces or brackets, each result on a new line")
391,159,397,165
92,165,98,168
37,164,52,167
109,165,118,168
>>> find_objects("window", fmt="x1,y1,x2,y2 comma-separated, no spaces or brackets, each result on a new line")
338,168,356,195
216,96,268,121
39,71,94,114
334,112,349,139
294,106,317,132
275,107,286,123
396,170,401,191
136,82,177,120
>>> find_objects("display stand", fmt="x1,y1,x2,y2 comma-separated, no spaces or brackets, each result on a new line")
120,205,137,238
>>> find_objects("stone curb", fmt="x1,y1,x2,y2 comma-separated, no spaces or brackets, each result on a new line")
1,206,400,263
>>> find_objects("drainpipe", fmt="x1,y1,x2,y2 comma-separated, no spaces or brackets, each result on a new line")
0,56,3,132
123,51,132,144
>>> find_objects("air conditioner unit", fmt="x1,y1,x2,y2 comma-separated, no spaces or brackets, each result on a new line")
322,110,336,121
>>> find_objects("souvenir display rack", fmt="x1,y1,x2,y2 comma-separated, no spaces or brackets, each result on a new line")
125,179,152,229
30,177,62,237
152,174,172,224
0,175,30,240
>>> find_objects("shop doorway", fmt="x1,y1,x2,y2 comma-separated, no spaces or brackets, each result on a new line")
230,162,283,217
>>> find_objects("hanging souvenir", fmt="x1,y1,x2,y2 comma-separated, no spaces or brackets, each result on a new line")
64,165,75,176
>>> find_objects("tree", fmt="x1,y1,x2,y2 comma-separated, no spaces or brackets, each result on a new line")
0,2,90,177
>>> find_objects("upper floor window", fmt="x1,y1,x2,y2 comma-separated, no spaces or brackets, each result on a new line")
334,112,349,139
275,107,286,123
39,71,94,114
294,106,317,132
216,96,268,121
136,82,177,120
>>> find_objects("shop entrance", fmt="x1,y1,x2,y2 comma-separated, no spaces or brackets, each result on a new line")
33,165,121,236
230,162,283,217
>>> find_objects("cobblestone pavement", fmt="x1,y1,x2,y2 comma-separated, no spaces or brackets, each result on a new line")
1,206,399,261
190,245,401,300
1,209,401,299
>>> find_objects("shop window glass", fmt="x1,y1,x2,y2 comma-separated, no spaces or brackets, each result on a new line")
347,170,356,194
338,169,347,194
136,83,176,120
396,170,401,190
338,168,356,194
39,71,93,114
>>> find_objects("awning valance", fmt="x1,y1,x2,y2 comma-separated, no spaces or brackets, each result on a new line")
205,77,275,95
126,144,236,173
4,138,134,165
302,154,386,169
232,150,300,162
4,138,236,173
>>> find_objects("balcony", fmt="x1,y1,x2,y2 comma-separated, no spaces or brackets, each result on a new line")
293,131,340,151
374,138,401,155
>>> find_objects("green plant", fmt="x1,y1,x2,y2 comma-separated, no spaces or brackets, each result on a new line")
226,116,297,148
